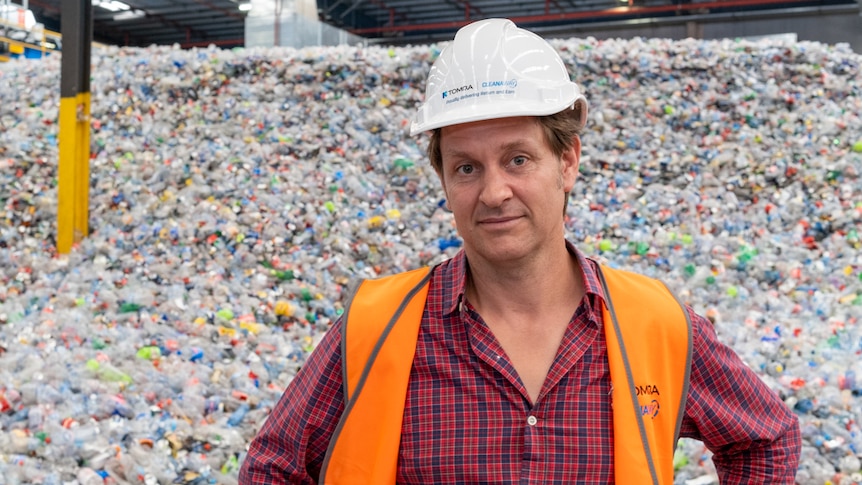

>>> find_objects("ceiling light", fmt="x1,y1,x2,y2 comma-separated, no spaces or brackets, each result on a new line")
238,3,252,11
94,0,132,12
113,9,145,20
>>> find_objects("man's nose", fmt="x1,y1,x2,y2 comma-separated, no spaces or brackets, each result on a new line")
478,167,513,208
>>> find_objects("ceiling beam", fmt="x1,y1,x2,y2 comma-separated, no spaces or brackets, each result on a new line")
110,1,214,41
348,0,834,34
191,0,245,20
339,0,367,19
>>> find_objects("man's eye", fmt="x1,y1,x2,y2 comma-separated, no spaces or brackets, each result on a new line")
511,156,527,166
457,165,474,175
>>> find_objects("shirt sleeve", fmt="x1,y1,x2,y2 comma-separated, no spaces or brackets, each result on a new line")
238,318,346,485
678,309,801,484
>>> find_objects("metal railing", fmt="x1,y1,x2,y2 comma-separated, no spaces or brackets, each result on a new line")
0,1,61,60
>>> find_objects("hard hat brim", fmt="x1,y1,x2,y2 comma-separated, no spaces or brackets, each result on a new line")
410,96,587,136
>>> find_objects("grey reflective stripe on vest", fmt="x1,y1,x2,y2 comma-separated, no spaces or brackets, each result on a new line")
665,285,693,445
596,266,693,485
319,270,434,483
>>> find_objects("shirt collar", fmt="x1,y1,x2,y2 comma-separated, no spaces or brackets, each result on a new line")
439,240,607,319
441,249,469,316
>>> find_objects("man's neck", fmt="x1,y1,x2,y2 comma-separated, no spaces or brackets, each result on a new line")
464,243,584,320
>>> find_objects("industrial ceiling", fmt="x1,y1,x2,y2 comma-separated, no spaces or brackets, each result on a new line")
21,0,861,48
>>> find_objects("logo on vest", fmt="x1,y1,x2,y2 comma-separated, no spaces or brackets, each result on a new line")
636,384,660,419
641,399,660,419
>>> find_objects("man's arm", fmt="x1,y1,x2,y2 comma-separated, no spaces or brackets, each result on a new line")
678,310,801,484
239,322,345,484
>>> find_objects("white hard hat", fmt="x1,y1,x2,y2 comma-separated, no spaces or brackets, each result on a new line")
410,18,588,135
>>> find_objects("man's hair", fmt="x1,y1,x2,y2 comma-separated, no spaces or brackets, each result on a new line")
425,106,585,176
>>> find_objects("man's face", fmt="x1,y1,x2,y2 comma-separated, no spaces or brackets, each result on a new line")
438,116,580,267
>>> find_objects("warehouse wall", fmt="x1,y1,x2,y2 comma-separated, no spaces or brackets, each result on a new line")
245,12,363,48
539,5,862,54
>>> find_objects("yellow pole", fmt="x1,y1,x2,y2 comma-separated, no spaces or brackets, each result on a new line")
57,93,90,253
57,0,92,254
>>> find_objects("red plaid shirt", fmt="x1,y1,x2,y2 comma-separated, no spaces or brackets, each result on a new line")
240,243,801,484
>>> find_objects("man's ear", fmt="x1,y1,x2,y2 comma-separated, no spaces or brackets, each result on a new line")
561,135,581,192
437,172,451,212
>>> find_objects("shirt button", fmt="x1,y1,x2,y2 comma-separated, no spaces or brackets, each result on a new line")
527,415,538,426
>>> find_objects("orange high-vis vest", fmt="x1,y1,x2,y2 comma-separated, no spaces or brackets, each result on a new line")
319,263,692,485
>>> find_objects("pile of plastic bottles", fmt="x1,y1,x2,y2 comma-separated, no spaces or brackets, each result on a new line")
0,35,860,484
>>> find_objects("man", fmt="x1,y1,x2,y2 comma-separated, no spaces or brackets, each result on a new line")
239,18,800,484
